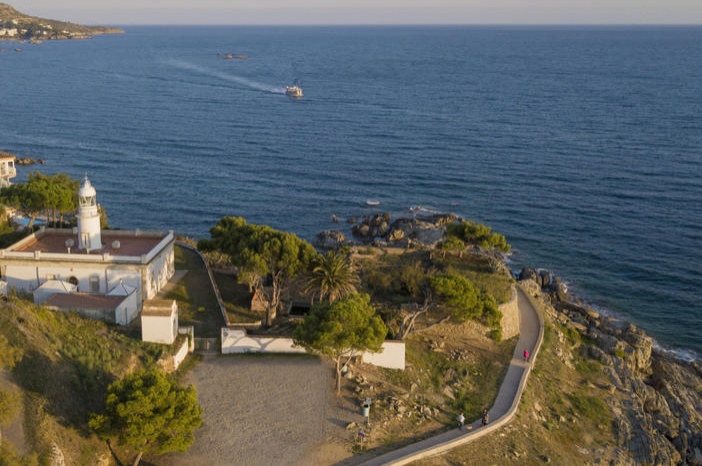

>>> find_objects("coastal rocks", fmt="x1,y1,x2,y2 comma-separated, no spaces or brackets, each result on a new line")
518,268,570,301
348,212,455,247
519,271,702,466
314,230,346,250
15,156,45,165
0,150,45,165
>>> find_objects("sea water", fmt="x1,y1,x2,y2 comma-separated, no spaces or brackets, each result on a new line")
1,25,701,359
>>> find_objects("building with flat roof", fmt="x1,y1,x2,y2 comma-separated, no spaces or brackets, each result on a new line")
0,176,175,324
0,154,17,187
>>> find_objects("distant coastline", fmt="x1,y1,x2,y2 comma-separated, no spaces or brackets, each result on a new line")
0,2,123,41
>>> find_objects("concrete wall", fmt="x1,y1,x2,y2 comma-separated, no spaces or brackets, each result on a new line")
362,341,406,370
221,328,406,370
499,286,520,341
221,328,307,354
173,338,190,370
143,243,175,300
114,291,138,326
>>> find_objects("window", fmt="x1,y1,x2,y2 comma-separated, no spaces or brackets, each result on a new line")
89,275,100,294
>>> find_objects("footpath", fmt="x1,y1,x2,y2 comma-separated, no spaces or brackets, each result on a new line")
352,285,545,466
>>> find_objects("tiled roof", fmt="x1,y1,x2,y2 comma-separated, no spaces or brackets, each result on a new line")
43,293,125,311
12,230,169,256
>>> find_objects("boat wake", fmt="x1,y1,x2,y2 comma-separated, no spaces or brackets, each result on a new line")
164,59,286,94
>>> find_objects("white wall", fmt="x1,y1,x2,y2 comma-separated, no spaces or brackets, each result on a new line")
4,262,142,297
362,341,406,370
173,339,189,370
144,245,174,300
114,291,138,326
221,328,406,370
221,329,307,354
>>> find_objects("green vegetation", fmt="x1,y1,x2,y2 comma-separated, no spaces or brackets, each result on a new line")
164,244,224,337
89,369,202,465
0,172,79,228
198,216,317,326
446,220,511,253
568,392,612,426
305,250,360,304
429,273,502,329
0,296,183,464
293,293,387,394
0,209,515,462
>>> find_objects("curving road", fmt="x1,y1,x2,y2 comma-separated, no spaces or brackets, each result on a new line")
353,284,544,466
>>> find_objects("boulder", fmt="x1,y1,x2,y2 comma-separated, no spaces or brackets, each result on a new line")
314,230,346,250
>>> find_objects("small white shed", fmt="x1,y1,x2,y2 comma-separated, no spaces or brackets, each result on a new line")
141,299,178,345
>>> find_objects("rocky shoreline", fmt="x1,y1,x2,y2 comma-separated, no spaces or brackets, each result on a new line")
519,269,702,465
316,211,701,464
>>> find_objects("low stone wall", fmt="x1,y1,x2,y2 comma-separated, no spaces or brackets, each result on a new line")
173,338,190,370
499,286,519,340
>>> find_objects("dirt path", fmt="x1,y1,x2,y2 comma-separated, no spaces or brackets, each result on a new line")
158,353,353,466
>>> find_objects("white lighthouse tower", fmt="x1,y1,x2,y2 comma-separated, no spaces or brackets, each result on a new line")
77,176,102,252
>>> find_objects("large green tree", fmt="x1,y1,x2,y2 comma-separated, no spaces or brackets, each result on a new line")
293,293,387,394
429,273,502,330
89,369,203,466
198,216,317,326
446,220,511,253
0,172,81,228
27,172,79,225
0,183,44,229
305,250,360,304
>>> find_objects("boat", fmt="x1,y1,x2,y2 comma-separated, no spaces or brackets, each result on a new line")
285,86,303,98
365,200,381,206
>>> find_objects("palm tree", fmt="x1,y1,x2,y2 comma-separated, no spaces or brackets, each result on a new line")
305,250,360,304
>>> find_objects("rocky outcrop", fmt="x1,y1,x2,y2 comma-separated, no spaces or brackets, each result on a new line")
520,269,702,465
314,230,346,250
347,212,456,248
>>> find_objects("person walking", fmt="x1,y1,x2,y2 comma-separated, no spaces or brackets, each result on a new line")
481,407,489,426
457,412,465,430
523,349,530,363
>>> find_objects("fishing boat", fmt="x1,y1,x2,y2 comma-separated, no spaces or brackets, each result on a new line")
286,86,303,98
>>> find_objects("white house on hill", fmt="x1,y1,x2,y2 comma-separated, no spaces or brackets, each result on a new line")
0,176,175,324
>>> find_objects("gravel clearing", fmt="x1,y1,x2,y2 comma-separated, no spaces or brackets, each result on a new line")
158,353,351,466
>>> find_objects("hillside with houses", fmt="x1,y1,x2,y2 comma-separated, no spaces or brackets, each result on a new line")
0,3,122,41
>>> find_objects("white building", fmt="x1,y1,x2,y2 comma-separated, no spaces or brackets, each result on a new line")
0,154,16,187
0,176,175,324
141,299,178,344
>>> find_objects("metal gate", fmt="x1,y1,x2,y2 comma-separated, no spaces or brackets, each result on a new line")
194,337,219,353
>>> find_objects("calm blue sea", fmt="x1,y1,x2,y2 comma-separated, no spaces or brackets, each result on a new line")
1,26,701,359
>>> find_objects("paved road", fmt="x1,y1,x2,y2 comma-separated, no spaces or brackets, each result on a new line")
352,285,545,466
